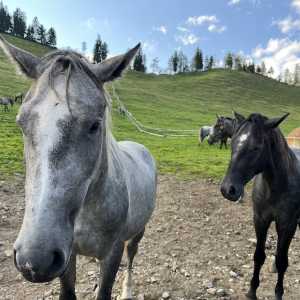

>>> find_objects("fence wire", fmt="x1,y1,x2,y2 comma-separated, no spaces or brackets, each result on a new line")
111,83,199,137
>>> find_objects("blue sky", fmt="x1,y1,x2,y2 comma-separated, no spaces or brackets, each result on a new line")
5,0,300,77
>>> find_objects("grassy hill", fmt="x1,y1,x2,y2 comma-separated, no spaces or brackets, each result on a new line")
0,34,300,179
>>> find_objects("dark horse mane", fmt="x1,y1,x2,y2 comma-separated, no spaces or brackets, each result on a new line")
236,113,296,171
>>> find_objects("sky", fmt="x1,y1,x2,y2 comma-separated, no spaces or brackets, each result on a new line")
5,0,300,77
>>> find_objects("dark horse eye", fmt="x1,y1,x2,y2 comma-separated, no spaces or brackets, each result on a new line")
89,122,100,133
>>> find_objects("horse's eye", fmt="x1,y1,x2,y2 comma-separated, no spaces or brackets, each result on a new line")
89,122,100,133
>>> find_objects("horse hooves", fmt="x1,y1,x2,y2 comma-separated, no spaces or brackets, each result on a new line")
245,292,257,300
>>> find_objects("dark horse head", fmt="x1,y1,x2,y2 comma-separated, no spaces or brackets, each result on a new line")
220,110,290,201
207,110,241,149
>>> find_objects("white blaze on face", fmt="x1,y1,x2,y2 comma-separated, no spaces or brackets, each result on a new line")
234,132,250,158
240,134,248,142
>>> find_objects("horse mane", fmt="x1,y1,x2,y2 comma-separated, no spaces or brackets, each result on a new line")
238,113,296,171
37,49,124,177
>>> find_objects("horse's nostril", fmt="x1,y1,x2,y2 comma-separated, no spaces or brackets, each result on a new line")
228,186,236,196
50,250,65,276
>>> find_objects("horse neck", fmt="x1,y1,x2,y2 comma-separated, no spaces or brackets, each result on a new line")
261,136,295,189
224,119,235,137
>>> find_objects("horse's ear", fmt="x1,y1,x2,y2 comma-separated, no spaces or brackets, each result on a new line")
0,35,44,78
265,113,290,129
216,114,221,120
93,43,140,83
232,109,245,123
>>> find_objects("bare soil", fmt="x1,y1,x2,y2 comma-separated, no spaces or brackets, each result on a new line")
1,174,300,300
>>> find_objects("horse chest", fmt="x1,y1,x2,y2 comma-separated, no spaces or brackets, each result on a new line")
72,192,129,257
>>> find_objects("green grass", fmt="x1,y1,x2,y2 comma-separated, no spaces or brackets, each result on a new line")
0,34,300,179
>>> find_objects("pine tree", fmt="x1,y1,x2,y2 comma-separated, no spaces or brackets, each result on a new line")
0,1,12,33
224,52,233,69
31,17,39,41
133,46,146,73
93,35,109,63
204,55,209,69
81,41,87,55
150,57,160,73
47,27,56,46
261,61,266,75
101,42,108,60
25,25,34,40
208,55,214,70
171,51,179,73
293,64,300,85
191,47,203,71
12,8,26,37
37,24,47,44
284,68,290,84
93,35,102,63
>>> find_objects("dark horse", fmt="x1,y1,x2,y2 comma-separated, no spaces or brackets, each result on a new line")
207,113,239,149
0,96,13,112
15,92,24,104
221,110,300,300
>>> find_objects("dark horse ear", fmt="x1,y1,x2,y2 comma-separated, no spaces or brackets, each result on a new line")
265,113,290,129
93,43,140,83
0,35,44,78
232,108,245,123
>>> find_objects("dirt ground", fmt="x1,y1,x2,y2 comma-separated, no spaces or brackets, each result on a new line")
1,174,300,300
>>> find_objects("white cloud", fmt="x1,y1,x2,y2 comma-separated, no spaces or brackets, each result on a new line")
208,24,226,33
79,17,101,29
291,0,300,15
228,0,241,5
143,40,158,52
177,27,190,32
186,15,218,26
272,15,300,34
251,0,261,5
153,26,167,34
208,24,216,32
175,33,199,45
248,38,300,77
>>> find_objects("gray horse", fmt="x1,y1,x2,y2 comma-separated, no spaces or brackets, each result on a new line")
198,125,213,146
0,36,157,300
15,92,24,104
0,96,13,112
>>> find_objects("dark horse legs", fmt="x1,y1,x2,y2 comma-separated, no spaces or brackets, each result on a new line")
246,216,270,300
273,221,297,300
59,253,77,300
246,217,297,300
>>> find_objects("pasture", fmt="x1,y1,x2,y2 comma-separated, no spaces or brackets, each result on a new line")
1,34,300,180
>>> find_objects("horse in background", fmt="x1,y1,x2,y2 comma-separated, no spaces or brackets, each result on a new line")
0,96,13,113
198,126,213,146
0,35,157,300
118,106,126,115
15,92,24,104
207,112,239,149
221,110,300,300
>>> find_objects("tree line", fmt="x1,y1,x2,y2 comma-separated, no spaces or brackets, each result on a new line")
0,1,57,47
